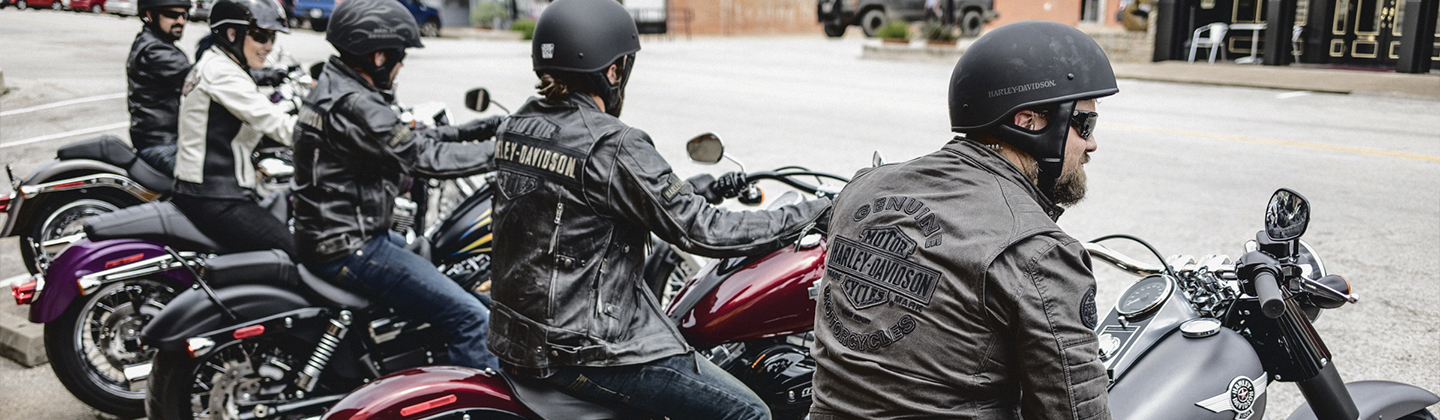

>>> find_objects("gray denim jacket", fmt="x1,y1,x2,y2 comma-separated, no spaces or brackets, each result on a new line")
810,138,1111,420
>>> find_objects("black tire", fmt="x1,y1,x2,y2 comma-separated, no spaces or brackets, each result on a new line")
823,22,846,37
960,10,983,36
859,8,886,37
19,190,138,274
50,0,60,10
642,239,700,307
90,3,100,12
147,336,315,420
420,18,440,37
18,0,29,10
45,277,182,418
1400,409,1438,420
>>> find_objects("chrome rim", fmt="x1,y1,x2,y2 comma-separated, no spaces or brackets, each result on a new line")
77,279,178,399
189,339,303,420
36,198,120,263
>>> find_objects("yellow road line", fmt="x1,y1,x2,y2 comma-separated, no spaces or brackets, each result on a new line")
1109,123,1440,163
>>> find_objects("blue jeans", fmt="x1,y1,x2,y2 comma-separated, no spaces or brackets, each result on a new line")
540,353,770,420
308,232,499,370
137,143,176,176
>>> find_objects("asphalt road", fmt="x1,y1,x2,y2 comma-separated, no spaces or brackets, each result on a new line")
1,8,1438,420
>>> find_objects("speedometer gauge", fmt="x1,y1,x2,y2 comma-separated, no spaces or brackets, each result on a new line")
1117,275,1174,319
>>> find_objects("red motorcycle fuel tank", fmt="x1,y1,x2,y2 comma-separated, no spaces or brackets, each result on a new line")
667,242,827,349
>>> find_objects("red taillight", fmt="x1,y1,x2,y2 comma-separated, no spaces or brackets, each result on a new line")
104,253,145,268
399,394,456,417
233,325,265,339
0,194,11,213
11,279,37,305
53,180,85,189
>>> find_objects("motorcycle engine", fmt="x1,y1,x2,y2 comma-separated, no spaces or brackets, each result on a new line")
716,340,815,418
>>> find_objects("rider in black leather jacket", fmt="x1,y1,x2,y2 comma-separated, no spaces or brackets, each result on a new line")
291,0,501,370
487,1,829,418
127,0,193,175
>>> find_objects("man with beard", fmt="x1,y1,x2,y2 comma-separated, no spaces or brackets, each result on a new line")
127,0,193,174
810,21,1116,420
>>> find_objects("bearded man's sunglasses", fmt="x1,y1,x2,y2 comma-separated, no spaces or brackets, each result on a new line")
1070,109,1098,140
156,9,187,19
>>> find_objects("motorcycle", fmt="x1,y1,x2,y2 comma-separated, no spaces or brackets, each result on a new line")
315,133,849,420
1087,188,1437,419
5,88,484,419
0,61,311,275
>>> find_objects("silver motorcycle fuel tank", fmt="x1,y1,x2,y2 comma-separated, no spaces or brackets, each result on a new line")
1100,275,1269,420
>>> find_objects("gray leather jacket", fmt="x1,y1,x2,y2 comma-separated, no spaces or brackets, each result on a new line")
810,139,1110,420
487,93,830,370
291,58,497,264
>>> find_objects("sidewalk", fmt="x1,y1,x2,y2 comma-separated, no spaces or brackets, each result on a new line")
1112,61,1440,99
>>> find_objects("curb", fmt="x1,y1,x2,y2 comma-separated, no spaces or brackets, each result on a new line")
860,43,965,62
0,308,46,368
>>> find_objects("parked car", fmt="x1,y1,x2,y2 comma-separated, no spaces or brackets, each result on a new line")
817,0,997,38
3,0,66,10
70,0,105,13
292,0,333,31
188,0,212,20
106,0,134,15
396,0,441,37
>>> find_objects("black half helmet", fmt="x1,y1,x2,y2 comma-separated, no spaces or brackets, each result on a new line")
948,20,1117,198
327,0,424,57
532,0,640,113
210,0,289,33
138,0,190,12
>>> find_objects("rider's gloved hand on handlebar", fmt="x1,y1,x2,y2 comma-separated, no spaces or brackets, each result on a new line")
686,174,724,204
711,171,748,200
457,116,504,141
249,68,288,87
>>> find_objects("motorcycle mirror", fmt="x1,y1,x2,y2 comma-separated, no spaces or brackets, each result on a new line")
872,151,885,167
687,133,725,164
1264,188,1309,241
465,88,491,113
308,62,324,81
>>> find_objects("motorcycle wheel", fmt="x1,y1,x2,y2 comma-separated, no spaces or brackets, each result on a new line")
148,336,314,420
643,240,701,307
20,190,137,274
1400,409,1438,420
45,277,181,418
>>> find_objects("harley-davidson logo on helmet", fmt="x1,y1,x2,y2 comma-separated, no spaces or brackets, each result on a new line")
541,43,555,59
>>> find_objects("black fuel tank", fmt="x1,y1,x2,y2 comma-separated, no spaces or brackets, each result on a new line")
1110,328,1268,420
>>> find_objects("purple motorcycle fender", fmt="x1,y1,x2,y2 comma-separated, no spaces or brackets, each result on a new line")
323,366,536,420
30,238,194,323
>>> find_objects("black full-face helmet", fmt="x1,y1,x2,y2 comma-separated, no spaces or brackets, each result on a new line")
948,20,1117,198
327,0,423,90
209,0,289,68
531,0,641,115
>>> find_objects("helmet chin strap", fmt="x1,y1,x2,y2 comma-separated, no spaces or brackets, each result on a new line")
990,101,1074,201
586,54,635,117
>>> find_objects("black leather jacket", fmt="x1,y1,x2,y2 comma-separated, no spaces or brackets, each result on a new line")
486,94,831,370
291,58,498,265
810,139,1110,420
126,27,192,152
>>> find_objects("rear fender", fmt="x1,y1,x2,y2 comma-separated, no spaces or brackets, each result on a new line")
2,159,154,236
1286,381,1439,420
30,238,195,323
322,366,535,420
140,283,315,353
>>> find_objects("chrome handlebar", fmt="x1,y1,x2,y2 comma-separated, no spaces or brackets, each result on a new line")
1083,242,1166,276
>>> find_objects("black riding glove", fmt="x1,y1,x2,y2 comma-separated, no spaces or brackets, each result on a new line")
249,68,288,87
686,174,724,204
711,171,748,200
457,116,503,141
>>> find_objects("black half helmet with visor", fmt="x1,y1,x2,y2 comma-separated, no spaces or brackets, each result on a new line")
948,20,1118,199
139,0,190,32
208,0,289,69
326,0,424,90
531,0,641,116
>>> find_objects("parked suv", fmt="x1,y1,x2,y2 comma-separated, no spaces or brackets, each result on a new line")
292,0,333,31
817,0,997,38
396,0,441,37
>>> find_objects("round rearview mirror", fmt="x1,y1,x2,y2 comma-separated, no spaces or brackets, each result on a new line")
687,133,724,164
465,88,491,113
1264,188,1310,241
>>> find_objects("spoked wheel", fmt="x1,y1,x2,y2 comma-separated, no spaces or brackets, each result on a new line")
21,193,132,274
46,277,182,418
148,336,316,420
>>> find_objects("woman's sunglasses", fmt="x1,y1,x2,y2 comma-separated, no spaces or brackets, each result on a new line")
248,28,276,44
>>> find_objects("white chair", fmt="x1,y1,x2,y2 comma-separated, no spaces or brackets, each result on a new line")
1188,22,1229,64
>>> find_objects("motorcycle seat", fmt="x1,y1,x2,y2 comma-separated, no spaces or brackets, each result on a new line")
125,158,173,194
83,202,229,254
501,370,628,420
204,250,299,288
56,135,136,167
296,264,372,310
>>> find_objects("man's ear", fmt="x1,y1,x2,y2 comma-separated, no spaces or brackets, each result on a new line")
606,64,621,84
1012,110,1044,131
372,51,387,67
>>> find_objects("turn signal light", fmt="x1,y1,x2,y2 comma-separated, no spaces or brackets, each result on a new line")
400,394,457,417
233,325,265,340
11,279,38,305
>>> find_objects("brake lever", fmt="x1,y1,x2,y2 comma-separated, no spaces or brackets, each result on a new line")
1297,276,1359,304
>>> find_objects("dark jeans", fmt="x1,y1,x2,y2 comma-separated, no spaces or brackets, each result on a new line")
541,353,770,420
308,232,499,370
137,143,176,176
171,195,297,260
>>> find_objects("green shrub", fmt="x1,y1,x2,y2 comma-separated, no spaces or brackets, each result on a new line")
876,20,910,40
511,18,537,40
470,1,506,28
919,22,957,41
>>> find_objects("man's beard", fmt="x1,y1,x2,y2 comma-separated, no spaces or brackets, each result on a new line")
167,24,184,40
1019,152,1089,207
